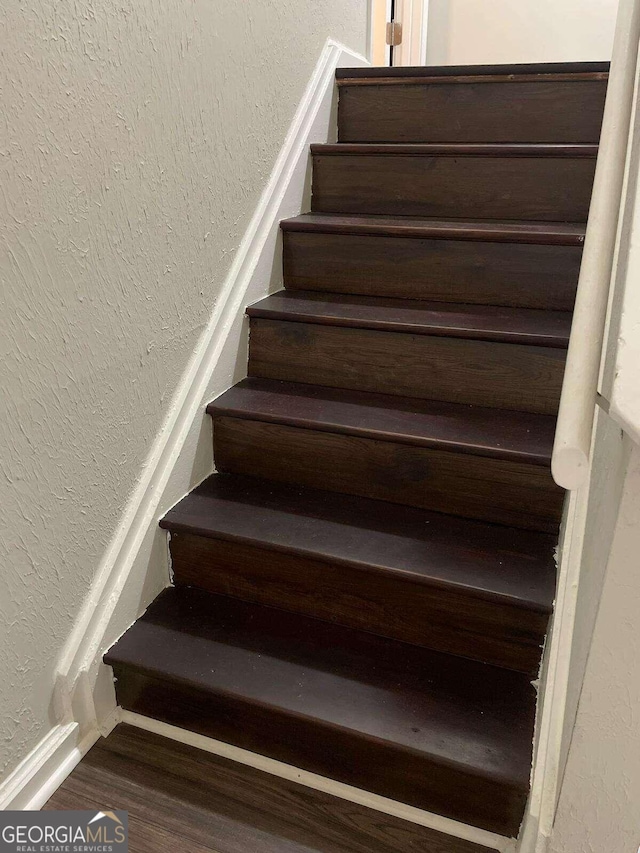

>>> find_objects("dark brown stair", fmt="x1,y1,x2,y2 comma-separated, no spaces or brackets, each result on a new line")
337,63,608,144
248,298,567,415
209,379,563,532
162,472,555,672
105,586,536,837
337,61,610,77
106,62,607,842
311,143,597,220
248,290,571,347
281,214,585,310
210,377,557,464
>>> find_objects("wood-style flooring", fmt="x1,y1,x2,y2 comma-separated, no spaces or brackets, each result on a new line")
44,724,492,853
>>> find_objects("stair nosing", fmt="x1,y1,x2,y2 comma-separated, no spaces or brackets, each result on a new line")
161,521,553,616
207,380,554,466
310,142,599,158
211,401,552,465
247,292,570,349
335,61,609,81
281,213,586,246
337,73,608,87
109,659,531,792
105,606,532,792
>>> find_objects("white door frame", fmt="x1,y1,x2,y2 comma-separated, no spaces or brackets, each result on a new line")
369,0,393,66
369,0,429,67
393,0,430,66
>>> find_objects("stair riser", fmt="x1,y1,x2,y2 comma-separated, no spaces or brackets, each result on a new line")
169,531,548,673
212,416,563,532
338,79,607,144
312,153,596,220
112,667,527,837
283,232,582,310
249,319,566,415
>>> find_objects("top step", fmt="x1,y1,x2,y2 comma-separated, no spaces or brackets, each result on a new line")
337,62,608,145
336,62,610,80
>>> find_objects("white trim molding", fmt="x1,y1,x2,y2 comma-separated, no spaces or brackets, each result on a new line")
393,0,430,66
40,38,368,800
519,411,629,853
0,724,99,812
518,491,588,853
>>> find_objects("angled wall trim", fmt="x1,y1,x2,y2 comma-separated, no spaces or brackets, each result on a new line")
52,39,368,741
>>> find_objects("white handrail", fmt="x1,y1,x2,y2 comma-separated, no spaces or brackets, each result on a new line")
552,0,640,490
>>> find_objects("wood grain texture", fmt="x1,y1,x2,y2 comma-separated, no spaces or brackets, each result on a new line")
335,61,610,79
170,532,548,672
248,318,566,414
46,724,493,853
281,213,587,245
314,143,599,157
248,291,571,347
105,588,536,836
209,378,558,465
338,74,608,86
162,473,557,604
212,417,563,532
311,147,596,221
338,80,607,143
162,473,555,671
99,62,608,842
283,231,582,309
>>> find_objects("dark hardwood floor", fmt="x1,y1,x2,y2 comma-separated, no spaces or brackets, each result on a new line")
45,725,493,853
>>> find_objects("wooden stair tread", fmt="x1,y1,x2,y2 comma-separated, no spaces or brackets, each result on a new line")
161,472,556,611
336,62,610,81
247,291,571,348
311,142,598,158
281,212,587,246
105,586,536,792
208,378,557,464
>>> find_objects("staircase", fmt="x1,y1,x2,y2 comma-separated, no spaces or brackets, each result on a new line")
105,62,608,841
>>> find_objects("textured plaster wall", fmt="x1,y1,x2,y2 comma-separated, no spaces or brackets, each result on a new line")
0,0,367,779
550,443,640,853
426,0,618,65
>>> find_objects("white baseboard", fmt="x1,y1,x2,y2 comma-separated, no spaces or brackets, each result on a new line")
122,711,516,853
53,37,369,734
0,723,99,812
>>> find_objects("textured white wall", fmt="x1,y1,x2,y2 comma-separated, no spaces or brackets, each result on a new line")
557,409,628,777
0,0,367,779
426,0,618,65
608,115,640,447
550,443,640,853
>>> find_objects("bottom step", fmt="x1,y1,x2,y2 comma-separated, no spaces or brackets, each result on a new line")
46,723,495,853
105,587,535,837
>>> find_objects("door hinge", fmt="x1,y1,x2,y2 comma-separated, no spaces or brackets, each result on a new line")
386,21,402,46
